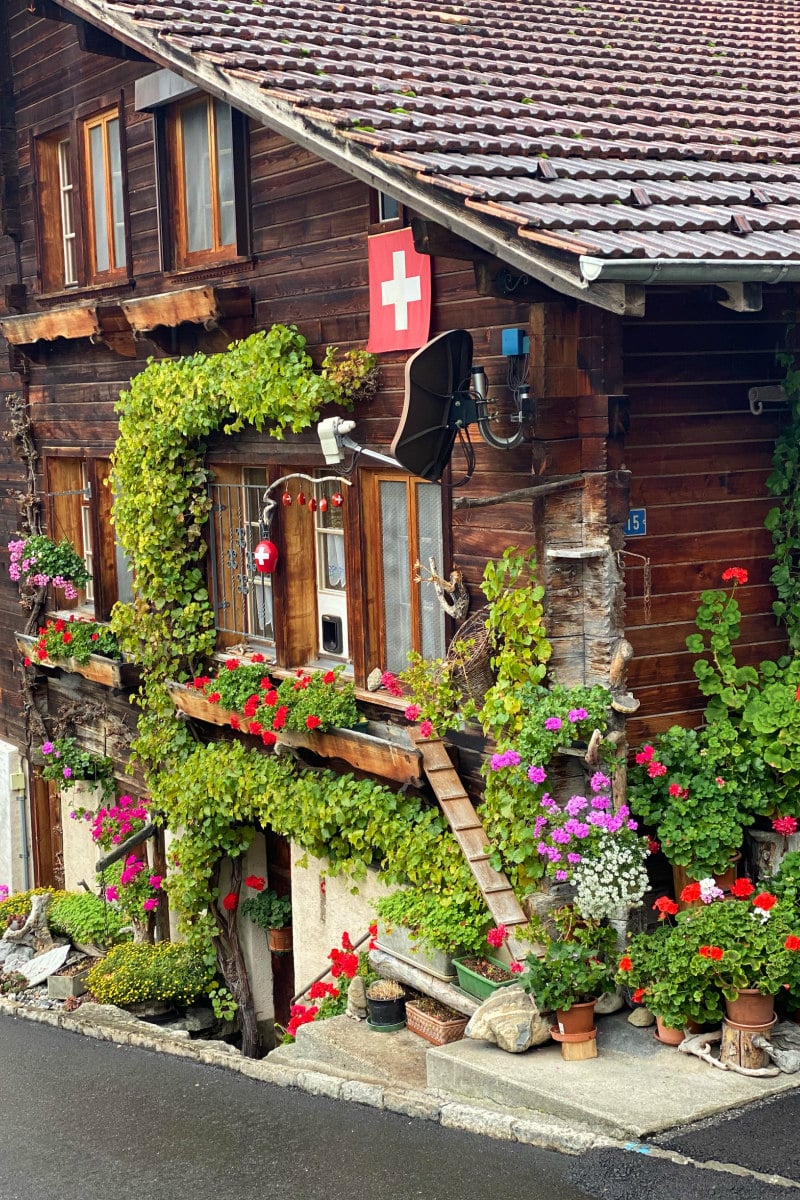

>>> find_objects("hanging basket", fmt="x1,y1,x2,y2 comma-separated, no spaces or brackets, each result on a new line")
447,607,495,708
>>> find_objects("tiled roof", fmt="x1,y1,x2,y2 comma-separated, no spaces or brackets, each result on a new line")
63,0,800,289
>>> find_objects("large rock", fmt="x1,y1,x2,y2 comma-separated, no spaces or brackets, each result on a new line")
465,984,552,1053
627,1005,656,1028
2,944,34,973
19,942,70,987
595,986,626,1015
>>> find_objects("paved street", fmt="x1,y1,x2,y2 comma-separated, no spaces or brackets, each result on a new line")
0,1014,798,1200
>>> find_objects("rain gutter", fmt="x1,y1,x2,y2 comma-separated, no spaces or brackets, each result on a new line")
580,258,800,285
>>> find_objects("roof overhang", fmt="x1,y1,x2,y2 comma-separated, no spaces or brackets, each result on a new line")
580,257,800,286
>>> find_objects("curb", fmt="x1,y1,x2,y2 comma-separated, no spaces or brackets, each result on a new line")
0,997,616,1154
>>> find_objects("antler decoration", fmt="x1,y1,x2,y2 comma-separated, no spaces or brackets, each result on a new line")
413,557,470,620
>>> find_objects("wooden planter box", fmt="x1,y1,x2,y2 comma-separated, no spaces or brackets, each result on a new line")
406,999,469,1046
47,966,90,1000
16,633,139,689
167,682,423,784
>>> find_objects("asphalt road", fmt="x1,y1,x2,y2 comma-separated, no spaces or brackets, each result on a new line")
0,1014,798,1200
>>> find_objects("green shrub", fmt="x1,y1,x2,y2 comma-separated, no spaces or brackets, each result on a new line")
87,941,213,1007
0,888,63,926
49,892,127,947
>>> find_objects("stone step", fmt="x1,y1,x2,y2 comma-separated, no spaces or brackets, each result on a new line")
267,1015,429,1089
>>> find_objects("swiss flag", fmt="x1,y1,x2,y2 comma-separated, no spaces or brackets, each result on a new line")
366,228,431,353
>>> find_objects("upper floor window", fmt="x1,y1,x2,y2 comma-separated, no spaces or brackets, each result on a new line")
35,109,128,292
84,110,126,279
362,473,446,677
168,97,240,268
44,456,132,620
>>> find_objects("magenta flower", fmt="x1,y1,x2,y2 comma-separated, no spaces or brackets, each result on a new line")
527,764,547,785
419,719,434,738
509,961,523,974
404,704,420,721
544,717,562,732
148,875,163,889
105,885,118,902
590,771,611,792
41,741,54,755
62,767,72,780
486,924,508,948
567,708,589,722
143,898,159,912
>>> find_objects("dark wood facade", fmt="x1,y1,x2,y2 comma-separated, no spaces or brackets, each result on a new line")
0,0,789,817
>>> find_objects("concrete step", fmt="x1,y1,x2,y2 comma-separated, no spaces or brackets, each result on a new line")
267,1015,429,1089
426,1012,799,1139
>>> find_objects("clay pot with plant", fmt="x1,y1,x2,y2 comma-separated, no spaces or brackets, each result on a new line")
240,878,292,953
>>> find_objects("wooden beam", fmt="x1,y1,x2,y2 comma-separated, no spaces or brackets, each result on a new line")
0,303,101,344
410,216,483,262
474,258,564,304
452,473,585,510
120,283,253,333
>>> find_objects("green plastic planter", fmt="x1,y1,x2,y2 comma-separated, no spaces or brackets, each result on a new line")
452,955,514,1001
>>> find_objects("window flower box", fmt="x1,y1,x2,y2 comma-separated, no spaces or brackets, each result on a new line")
452,955,515,1002
166,681,423,784
15,632,140,689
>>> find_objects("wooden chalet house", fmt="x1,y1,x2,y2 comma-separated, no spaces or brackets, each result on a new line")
0,0,796,1036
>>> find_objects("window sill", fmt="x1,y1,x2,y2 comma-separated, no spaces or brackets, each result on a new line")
34,280,135,306
164,257,255,285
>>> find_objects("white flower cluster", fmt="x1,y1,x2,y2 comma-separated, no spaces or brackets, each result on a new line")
572,832,650,921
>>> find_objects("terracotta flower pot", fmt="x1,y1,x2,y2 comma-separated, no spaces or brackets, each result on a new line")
654,1015,699,1045
724,989,775,1028
554,999,596,1036
267,925,292,954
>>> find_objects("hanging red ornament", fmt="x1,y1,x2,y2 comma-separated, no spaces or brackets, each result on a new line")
253,540,279,574
318,496,329,513
297,491,306,506
331,492,344,508
281,491,292,506
308,497,317,513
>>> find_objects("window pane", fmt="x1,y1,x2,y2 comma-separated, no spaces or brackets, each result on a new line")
378,192,399,222
57,139,77,285
107,117,126,269
181,102,212,252
416,484,445,660
380,480,412,675
88,124,109,273
214,100,235,248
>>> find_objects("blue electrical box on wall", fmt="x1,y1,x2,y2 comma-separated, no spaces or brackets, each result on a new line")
501,328,530,357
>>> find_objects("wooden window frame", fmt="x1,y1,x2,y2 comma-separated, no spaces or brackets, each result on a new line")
165,96,249,271
359,471,447,679
368,189,405,234
82,107,127,283
44,455,122,621
33,99,130,295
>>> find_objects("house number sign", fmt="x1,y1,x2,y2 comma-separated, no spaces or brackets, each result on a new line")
624,508,647,537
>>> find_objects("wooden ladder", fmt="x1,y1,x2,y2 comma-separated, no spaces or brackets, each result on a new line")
410,731,528,959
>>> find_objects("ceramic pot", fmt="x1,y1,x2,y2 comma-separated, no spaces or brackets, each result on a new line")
554,999,596,1036
724,989,775,1028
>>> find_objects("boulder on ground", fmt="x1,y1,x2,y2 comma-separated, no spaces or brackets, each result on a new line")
465,984,551,1053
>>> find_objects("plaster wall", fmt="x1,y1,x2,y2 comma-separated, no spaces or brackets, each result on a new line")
60,782,105,893
0,739,28,892
289,845,393,990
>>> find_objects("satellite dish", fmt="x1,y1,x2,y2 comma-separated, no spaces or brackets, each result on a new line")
391,330,474,483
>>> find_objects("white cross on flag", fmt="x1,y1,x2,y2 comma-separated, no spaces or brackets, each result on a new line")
367,228,431,353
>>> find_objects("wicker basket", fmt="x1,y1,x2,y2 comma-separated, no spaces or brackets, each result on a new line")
447,606,495,707
405,1000,469,1046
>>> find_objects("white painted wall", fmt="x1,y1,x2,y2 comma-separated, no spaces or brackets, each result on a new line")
60,782,107,893
290,845,394,991
0,740,31,894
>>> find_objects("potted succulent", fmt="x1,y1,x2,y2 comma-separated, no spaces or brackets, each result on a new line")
240,877,292,953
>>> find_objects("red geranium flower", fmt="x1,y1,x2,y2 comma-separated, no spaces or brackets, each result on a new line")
648,838,661,855
225,659,239,670
54,619,66,633
323,671,336,684
250,653,265,663
680,882,702,903
91,632,99,641
207,692,221,703
305,714,322,730
618,956,633,972
753,892,777,911
773,816,798,837
222,892,238,912
62,632,72,644
730,878,755,899
248,721,263,735
243,695,260,718
632,987,647,1004
721,566,748,585
653,896,679,919
230,715,240,730
23,657,31,667
634,744,655,765
245,875,265,891
785,935,800,952
261,731,277,747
